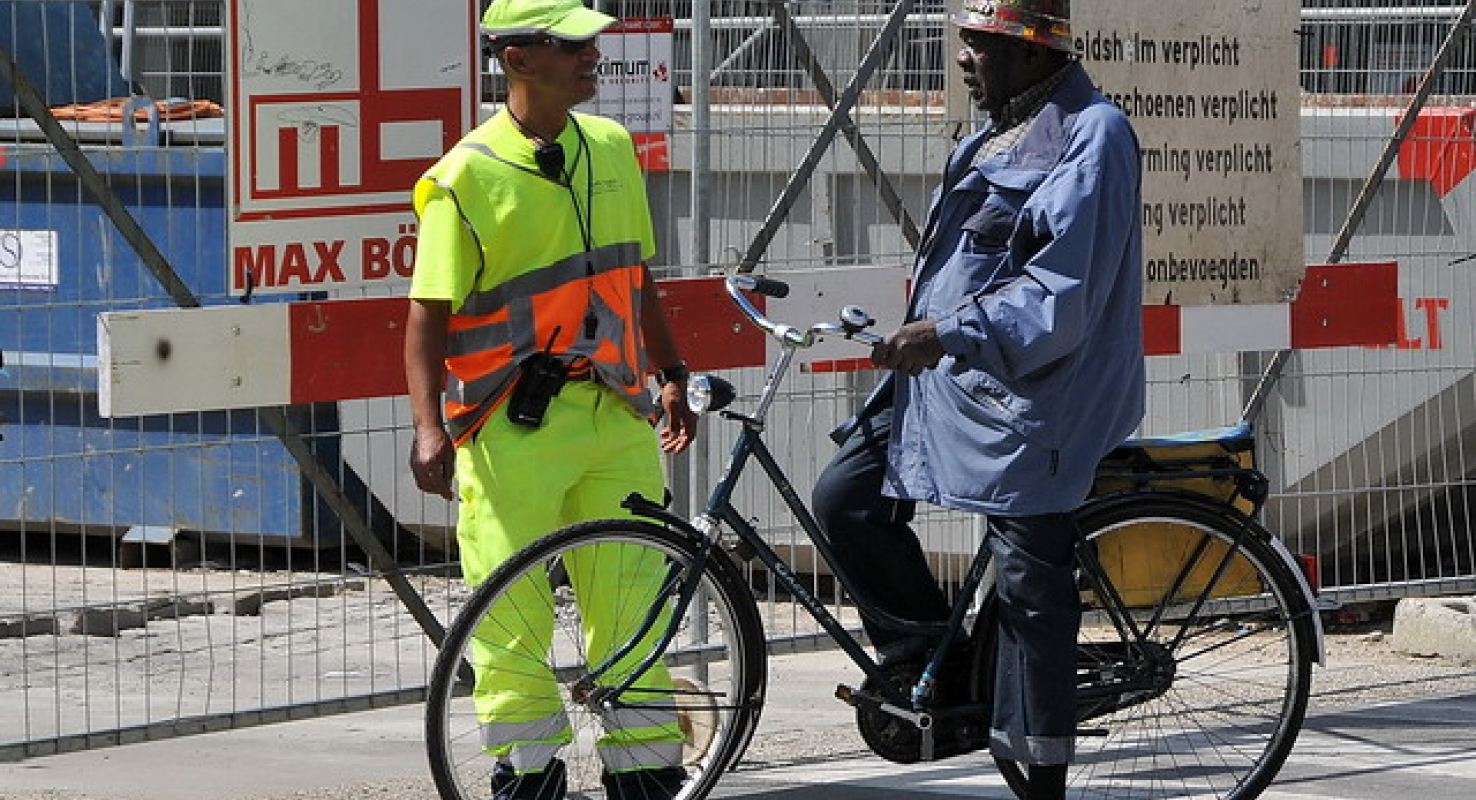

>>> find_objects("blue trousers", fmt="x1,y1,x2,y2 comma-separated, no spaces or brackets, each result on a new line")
813,404,1081,765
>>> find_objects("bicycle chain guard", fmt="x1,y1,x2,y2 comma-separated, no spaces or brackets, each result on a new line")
853,658,990,764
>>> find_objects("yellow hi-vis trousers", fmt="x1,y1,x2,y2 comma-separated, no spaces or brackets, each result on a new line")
456,381,684,775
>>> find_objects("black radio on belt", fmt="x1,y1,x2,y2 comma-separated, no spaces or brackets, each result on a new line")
507,330,570,428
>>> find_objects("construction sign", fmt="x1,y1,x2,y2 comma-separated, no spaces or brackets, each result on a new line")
583,17,675,172
226,0,477,296
1074,1,1304,306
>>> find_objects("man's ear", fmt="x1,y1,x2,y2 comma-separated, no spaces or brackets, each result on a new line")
501,48,531,76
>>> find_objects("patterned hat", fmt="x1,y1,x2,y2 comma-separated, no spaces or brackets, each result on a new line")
953,0,1074,53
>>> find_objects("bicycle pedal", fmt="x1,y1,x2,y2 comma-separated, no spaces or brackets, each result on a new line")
836,684,890,710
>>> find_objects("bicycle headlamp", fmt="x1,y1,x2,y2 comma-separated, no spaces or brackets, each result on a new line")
686,374,736,415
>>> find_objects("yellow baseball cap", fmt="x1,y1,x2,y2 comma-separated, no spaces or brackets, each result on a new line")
480,0,616,42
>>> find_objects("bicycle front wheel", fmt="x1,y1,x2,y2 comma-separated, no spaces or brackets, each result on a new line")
993,493,1317,800
426,518,768,800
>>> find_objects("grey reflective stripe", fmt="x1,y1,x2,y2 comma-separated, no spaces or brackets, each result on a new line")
598,740,684,772
594,696,683,771
445,317,511,358
457,241,643,319
989,727,1075,766
447,364,517,408
477,26,547,37
481,714,572,771
508,295,537,351
457,141,499,158
454,141,547,184
600,703,679,732
506,742,565,772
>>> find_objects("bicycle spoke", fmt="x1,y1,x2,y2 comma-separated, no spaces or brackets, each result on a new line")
426,519,767,800
1005,498,1314,800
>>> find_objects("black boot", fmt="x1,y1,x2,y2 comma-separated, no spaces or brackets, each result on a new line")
491,758,566,800
600,765,687,800
1027,763,1067,800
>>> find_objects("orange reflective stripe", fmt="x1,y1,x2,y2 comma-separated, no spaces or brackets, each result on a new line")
447,343,515,380
448,307,507,332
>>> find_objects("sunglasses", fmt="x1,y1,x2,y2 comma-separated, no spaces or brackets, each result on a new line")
490,35,594,55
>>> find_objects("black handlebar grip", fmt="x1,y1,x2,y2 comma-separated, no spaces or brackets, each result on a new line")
749,277,790,298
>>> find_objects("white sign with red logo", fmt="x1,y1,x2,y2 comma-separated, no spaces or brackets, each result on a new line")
226,0,478,296
583,17,674,172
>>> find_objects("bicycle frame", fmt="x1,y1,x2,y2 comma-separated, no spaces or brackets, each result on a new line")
622,276,992,717
700,371,985,712
617,276,1321,726
534,274,1328,797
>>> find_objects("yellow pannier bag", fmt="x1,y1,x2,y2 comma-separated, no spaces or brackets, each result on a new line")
1087,424,1267,607
1092,522,1266,608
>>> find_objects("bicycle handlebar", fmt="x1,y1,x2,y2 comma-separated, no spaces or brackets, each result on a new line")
726,275,884,349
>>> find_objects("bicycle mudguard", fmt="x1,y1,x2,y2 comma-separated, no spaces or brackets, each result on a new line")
1262,534,1327,665
620,492,687,527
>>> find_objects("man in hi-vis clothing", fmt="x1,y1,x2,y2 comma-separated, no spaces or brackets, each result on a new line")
404,1,697,798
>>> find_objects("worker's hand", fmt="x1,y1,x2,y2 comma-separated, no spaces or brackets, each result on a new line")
410,425,456,500
872,320,944,376
656,381,698,454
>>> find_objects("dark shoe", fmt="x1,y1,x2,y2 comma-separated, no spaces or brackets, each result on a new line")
1027,763,1067,800
600,765,687,800
491,758,566,800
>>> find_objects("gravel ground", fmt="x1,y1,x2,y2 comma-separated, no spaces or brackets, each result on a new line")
2,619,1473,800
3,542,1475,800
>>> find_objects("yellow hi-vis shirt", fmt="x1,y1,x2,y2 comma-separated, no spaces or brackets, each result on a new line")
410,110,659,443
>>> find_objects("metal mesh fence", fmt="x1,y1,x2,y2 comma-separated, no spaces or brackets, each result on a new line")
1,0,1474,758
0,0,453,756
1259,1,1476,605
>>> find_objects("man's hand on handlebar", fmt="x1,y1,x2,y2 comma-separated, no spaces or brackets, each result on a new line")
872,320,944,376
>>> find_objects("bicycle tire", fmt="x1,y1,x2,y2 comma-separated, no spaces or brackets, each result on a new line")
426,518,768,800
987,493,1317,800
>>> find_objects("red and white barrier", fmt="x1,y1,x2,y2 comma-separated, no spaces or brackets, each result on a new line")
97,262,1398,417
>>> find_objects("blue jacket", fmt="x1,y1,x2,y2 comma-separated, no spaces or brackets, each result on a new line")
884,62,1146,515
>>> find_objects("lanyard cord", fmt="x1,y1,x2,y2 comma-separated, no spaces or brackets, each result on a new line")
561,118,597,339
563,116,593,254
505,109,600,342
505,108,594,252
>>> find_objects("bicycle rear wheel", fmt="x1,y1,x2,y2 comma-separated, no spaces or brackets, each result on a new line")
426,518,768,800
992,494,1317,800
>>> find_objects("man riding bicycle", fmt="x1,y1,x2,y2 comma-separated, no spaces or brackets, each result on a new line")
813,2,1147,799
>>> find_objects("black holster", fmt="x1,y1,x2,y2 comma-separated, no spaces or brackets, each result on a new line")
506,352,570,428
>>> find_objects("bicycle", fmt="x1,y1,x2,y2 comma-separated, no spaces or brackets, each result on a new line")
426,274,1324,800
